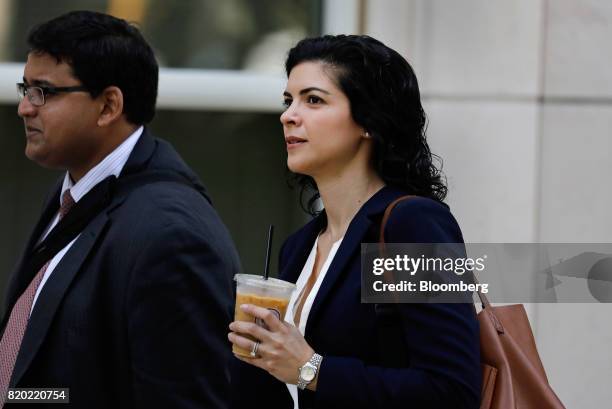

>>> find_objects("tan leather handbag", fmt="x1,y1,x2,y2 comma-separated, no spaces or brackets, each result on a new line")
477,288,566,409
379,196,566,409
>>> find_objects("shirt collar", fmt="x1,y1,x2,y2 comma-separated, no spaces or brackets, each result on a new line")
60,126,144,207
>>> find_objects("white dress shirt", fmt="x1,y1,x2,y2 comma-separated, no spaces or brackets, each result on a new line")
284,233,344,409
30,126,144,311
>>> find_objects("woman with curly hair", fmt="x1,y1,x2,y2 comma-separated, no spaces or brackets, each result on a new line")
229,35,481,409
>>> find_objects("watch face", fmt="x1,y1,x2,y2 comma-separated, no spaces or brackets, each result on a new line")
301,365,316,382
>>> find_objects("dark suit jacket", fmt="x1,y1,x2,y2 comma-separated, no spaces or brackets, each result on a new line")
230,186,481,409
1,129,240,408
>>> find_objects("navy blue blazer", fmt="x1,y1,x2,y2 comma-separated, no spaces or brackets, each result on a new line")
2,129,240,408
230,186,481,409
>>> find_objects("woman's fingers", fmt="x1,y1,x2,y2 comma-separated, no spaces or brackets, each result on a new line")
228,315,316,384
239,304,286,332
227,332,257,350
229,320,270,342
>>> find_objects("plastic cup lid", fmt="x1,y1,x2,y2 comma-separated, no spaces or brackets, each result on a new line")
234,274,296,291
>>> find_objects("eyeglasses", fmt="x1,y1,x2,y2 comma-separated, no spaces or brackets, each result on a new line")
16,82,88,107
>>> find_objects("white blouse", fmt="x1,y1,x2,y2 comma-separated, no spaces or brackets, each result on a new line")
284,233,344,409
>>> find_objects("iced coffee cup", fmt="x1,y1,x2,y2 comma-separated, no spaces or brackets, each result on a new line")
233,274,296,357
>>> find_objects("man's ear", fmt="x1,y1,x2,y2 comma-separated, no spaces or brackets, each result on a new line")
97,86,124,127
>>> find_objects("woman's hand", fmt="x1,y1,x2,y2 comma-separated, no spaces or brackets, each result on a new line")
228,303,315,386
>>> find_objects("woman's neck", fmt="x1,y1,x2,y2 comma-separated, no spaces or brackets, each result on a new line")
315,167,385,242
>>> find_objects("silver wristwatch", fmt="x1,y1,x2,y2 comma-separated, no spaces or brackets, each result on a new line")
297,353,323,390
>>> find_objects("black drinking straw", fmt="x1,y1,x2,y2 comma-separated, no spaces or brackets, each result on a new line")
264,224,274,280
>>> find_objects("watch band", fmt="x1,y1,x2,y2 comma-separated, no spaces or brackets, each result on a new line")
297,353,323,390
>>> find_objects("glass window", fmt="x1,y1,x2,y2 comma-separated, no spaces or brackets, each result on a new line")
1,0,321,72
0,0,323,302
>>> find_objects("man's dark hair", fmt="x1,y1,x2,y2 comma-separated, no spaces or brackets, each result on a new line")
27,10,158,125
285,35,447,215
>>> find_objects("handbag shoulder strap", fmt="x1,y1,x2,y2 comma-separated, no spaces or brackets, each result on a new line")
379,194,493,309
379,195,416,244
373,195,416,366
378,195,416,260
376,195,488,312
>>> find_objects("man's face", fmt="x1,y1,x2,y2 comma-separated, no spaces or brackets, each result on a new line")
18,52,102,173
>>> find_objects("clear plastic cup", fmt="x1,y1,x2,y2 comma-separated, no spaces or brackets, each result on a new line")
233,274,296,357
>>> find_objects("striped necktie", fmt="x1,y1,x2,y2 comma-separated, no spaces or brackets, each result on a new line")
0,189,75,404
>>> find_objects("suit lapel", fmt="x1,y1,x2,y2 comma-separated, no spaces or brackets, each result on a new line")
3,128,156,321
304,212,373,332
280,218,323,284
2,181,61,326
26,182,63,253
10,211,110,387
304,187,406,332
7,128,160,384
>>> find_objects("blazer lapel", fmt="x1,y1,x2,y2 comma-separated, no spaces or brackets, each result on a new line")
1,181,61,326
4,128,156,316
304,186,406,332
7,130,160,385
304,213,373,332
10,211,110,387
280,217,323,284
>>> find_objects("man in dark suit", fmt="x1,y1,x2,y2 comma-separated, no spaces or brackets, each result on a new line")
0,11,240,408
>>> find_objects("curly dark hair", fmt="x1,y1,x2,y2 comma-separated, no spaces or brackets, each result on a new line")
285,34,447,215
